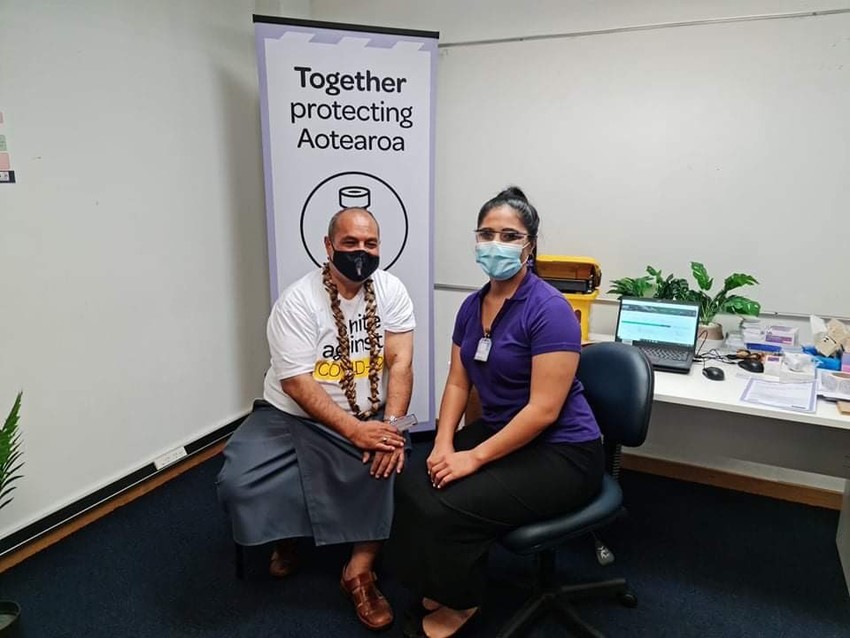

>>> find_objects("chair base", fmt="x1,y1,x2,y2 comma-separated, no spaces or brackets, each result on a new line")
496,578,637,638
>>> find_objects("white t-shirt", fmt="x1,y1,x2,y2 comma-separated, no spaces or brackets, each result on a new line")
263,268,416,417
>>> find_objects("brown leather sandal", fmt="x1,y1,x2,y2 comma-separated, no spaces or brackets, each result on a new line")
339,565,394,631
269,539,299,578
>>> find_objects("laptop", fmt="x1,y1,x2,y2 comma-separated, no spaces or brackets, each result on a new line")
615,297,701,373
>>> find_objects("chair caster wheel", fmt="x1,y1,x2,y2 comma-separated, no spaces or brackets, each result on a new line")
617,590,638,608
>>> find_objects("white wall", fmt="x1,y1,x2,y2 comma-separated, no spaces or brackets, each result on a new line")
312,0,849,43
314,1,850,494
0,0,310,539
436,14,850,317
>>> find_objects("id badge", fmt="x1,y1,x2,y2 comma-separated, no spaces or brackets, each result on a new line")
474,337,492,362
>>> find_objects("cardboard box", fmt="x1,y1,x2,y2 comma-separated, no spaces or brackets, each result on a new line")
765,325,798,346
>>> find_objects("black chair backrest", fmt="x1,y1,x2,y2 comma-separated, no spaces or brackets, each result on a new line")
576,342,654,448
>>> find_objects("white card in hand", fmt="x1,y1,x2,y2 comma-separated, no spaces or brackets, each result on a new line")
392,414,418,432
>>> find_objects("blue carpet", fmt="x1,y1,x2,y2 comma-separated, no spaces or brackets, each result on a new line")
2,444,849,637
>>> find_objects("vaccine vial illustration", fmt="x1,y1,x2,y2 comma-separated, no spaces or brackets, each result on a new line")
339,186,371,209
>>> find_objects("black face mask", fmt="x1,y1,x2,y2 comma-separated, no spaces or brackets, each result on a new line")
332,249,380,282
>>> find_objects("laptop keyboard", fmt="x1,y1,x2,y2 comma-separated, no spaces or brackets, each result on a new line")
639,345,690,361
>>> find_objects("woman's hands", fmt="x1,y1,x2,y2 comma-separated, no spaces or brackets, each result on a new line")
428,447,482,489
426,440,455,476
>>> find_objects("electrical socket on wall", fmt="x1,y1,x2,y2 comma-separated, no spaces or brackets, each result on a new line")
153,446,188,471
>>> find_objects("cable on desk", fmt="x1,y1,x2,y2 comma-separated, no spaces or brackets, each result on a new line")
693,348,739,373
695,328,709,356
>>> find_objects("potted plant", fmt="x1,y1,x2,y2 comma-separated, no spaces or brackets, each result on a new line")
0,391,23,634
609,262,761,341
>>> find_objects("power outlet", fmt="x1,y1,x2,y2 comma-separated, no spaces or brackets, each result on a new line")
153,446,188,471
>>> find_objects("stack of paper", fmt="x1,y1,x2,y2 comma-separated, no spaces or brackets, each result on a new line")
741,379,817,413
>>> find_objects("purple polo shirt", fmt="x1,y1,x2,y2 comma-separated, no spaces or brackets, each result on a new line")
452,272,600,444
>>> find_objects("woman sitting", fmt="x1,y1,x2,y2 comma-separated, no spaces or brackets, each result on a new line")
387,186,604,638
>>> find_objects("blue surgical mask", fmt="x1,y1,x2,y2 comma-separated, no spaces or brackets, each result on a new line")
475,241,526,280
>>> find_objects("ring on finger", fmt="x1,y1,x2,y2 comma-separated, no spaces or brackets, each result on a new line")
381,436,388,444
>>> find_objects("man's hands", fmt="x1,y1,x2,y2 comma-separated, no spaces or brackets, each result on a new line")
351,419,406,479
348,419,406,453
365,448,406,478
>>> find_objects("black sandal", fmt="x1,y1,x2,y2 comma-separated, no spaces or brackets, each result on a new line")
405,599,443,621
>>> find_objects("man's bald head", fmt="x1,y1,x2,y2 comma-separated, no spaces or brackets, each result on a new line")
327,208,379,242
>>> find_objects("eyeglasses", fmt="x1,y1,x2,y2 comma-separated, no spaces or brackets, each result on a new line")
473,229,532,244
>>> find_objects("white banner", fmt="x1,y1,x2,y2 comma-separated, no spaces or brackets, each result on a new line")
255,17,437,428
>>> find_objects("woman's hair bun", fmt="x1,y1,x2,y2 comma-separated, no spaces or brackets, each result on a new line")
477,185,539,238
498,186,527,202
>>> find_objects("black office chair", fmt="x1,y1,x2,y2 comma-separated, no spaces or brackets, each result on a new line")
496,341,654,638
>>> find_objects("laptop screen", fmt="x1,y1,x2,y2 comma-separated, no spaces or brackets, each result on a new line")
616,298,700,347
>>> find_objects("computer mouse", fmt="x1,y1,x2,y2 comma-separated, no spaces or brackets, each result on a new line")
738,359,764,373
702,366,725,381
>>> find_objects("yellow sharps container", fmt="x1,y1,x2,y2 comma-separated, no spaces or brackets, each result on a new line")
534,255,601,343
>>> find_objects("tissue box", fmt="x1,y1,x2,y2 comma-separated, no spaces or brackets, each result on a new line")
765,325,798,346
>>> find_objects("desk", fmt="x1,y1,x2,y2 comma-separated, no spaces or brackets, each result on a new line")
588,335,850,594
652,364,850,431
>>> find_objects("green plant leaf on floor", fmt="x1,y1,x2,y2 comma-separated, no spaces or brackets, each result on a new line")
0,391,24,510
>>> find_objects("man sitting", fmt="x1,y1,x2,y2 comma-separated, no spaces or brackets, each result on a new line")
217,207,415,630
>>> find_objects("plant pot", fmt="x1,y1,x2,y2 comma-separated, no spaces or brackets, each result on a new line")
0,600,20,634
698,322,725,353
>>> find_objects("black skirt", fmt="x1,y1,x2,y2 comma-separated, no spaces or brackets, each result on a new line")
386,420,604,609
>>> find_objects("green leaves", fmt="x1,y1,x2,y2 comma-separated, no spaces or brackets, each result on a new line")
656,275,691,301
610,266,694,302
0,391,24,511
690,262,713,291
607,275,653,298
724,273,759,292
722,295,761,317
609,263,759,324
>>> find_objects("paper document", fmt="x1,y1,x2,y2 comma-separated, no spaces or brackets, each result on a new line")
740,379,817,413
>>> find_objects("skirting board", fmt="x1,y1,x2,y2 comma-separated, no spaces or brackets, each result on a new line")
622,453,843,511
0,428,840,573
0,416,245,573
